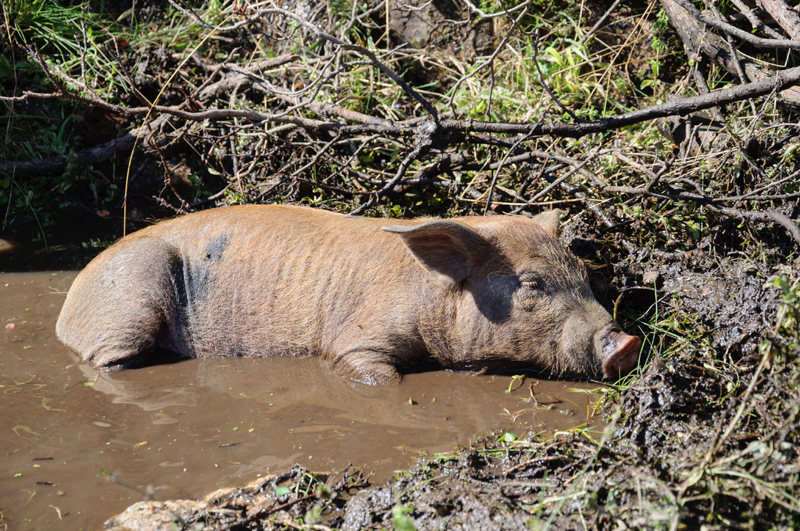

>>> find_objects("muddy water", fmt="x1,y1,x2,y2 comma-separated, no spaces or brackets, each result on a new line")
0,272,602,531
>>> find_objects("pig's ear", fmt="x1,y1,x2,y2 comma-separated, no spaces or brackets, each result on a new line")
531,209,562,237
382,221,490,284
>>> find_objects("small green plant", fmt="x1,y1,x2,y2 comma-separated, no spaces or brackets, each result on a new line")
5,0,95,58
392,503,416,531
497,431,518,444
304,504,323,524
760,276,800,360
506,374,525,393
292,472,323,498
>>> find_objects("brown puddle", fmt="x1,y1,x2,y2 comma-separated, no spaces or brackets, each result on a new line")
0,271,604,531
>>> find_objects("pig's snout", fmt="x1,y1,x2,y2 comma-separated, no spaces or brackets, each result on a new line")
598,328,642,378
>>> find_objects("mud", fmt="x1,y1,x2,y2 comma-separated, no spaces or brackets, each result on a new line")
0,271,600,531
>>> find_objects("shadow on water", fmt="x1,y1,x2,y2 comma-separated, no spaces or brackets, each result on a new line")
0,210,140,273
0,271,605,531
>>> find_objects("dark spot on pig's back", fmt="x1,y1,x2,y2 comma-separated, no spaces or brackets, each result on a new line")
172,231,231,311
204,233,230,262
167,259,223,347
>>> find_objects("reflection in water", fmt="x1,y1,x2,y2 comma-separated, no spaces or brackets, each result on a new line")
0,271,603,531
77,363,199,411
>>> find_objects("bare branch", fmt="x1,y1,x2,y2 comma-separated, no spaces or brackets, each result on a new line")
754,0,800,40
672,0,800,49
729,0,784,38
583,0,624,42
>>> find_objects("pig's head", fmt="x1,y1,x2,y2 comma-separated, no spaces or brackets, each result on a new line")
382,211,641,379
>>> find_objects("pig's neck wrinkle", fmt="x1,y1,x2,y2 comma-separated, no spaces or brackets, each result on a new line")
414,283,463,367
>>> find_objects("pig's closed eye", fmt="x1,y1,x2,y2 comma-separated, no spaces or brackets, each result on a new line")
519,275,546,296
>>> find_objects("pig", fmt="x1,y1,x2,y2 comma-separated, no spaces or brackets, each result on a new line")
56,205,641,385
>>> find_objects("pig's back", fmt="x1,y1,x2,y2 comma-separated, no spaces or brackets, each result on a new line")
134,205,423,359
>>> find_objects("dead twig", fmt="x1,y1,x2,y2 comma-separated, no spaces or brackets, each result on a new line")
673,0,800,49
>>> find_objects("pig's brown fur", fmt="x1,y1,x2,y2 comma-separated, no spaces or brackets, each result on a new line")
56,205,627,385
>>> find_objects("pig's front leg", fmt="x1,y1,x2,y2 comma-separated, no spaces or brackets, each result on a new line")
329,349,402,386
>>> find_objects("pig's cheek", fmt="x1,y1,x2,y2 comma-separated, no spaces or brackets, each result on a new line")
471,277,517,322
511,285,547,308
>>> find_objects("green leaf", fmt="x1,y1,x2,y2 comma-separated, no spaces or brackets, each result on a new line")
498,432,517,444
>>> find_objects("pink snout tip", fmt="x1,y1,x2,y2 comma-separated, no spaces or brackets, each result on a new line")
602,332,642,379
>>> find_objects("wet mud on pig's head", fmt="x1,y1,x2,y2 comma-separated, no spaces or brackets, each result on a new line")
383,210,641,379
